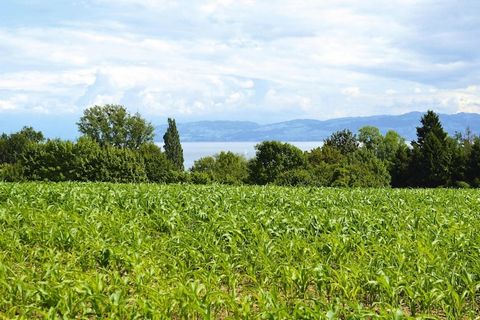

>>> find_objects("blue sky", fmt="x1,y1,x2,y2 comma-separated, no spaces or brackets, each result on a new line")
1,0,480,126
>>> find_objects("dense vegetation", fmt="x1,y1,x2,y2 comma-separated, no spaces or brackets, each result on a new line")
1,106,480,187
0,183,478,318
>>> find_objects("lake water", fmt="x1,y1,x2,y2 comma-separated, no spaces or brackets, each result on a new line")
175,141,323,169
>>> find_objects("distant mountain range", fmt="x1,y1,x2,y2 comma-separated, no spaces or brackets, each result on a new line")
155,112,480,142
1,111,479,142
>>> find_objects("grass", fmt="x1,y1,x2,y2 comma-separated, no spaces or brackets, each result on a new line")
0,182,479,319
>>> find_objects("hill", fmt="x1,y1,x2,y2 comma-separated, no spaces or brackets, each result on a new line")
155,112,480,142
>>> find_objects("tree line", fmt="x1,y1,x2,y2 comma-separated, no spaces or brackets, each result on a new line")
1,106,479,187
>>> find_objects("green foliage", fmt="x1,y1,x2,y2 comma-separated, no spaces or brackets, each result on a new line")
357,127,406,166
93,146,148,183
191,151,248,184
468,137,480,187
414,110,447,146
248,141,307,184
163,170,190,183
22,139,148,183
390,146,411,188
190,171,213,184
0,126,45,164
274,168,316,186
307,145,343,166
409,110,451,187
305,145,390,187
22,139,77,181
453,180,471,189
380,130,407,163
324,129,359,155
358,126,383,151
331,149,391,187
77,104,154,149
0,183,479,318
138,143,174,183
163,118,184,171
0,163,24,182
4,110,480,189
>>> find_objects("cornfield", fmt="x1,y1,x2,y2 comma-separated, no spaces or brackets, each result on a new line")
0,183,479,318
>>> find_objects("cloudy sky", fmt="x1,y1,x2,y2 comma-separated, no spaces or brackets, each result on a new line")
1,0,480,126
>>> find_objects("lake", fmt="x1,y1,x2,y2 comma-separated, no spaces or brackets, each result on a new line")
171,141,323,169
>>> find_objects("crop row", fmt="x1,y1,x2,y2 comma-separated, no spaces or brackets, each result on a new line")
0,183,479,318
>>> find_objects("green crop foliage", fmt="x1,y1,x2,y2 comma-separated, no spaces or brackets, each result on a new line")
0,183,479,319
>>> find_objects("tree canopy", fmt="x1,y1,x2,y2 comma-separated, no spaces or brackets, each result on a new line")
410,110,450,187
77,104,154,149
163,118,184,171
324,129,359,155
248,141,307,185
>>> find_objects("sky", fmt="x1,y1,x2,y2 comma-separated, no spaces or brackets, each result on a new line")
1,0,480,128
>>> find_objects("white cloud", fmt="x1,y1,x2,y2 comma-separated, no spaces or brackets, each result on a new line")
342,87,361,97
0,0,479,121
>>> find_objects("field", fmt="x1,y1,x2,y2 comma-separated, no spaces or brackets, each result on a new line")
0,183,479,319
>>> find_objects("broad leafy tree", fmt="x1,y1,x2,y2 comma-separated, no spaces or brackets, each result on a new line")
324,129,359,155
77,104,154,149
380,130,406,163
139,143,174,183
358,126,383,152
191,151,248,184
0,126,44,164
248,141,307,184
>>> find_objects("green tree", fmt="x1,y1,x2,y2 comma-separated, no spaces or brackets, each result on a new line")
274,169,316,186
390,145,411,188
72,137,104,181
324,129,359,155
0,126,44,164
331,149,391,187
22,139,77,181
77,104,154,149
447,129,476,186
163,118,184,171
0,163,24,182
248,141,307,185
139,143,175,183
22,138,148,183
95,146,147,182
410,110,451,187
380,130,406,163
191,151,248,184
358,126,383,152
467,137,480,187
307,145,343,166
305,145,344,186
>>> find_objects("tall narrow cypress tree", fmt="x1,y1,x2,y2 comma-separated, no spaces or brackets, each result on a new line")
163,118,184,171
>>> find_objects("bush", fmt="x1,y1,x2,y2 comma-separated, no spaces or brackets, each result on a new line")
248,141,307,185
191,151,248,185
274,169,316,186
22,138,148,183
139,143,175,183
453,181,470,189
329,150,391,187
164,170,190,184
190,172,212,184
0,163,24,182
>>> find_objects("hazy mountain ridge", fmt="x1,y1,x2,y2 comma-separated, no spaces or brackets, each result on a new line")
2,111,479,142
155,112,480,142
